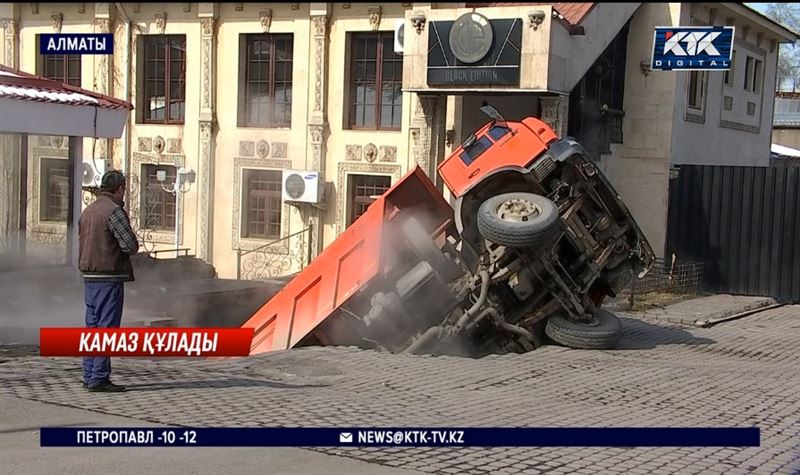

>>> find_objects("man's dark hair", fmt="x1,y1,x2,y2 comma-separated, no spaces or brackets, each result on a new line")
101,170,126,193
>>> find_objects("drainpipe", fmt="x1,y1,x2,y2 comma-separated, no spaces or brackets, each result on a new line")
115,3,132,208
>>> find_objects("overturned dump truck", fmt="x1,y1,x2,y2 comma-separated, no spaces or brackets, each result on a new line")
242,107,655,357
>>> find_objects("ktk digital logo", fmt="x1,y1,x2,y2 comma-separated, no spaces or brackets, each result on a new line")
651,26,734,71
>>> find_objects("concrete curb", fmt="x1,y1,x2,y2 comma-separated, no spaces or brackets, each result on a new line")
615,295,779,326
684,297,779,325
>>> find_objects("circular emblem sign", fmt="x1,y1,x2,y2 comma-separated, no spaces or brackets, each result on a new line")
449,12,493,64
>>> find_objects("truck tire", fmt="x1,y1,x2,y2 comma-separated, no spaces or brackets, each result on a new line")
477,192,560,248
544,308,622,349
401,217,462,282
603,263,634,296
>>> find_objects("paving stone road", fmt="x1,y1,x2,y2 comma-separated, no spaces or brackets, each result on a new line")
1,306,799,474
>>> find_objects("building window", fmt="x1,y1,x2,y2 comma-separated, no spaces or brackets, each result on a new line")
140,164,176,231
744,56,753,92
723,95,733,111
37,35,82,86
347,174,391,225
239,34,294,128
743,56,763,93
39,55,81,86
687,71,705,110
724,50,735,87
753,59,763,94
349,32,403,130
242,169,282,240
139,35,186,124
40,158,69,222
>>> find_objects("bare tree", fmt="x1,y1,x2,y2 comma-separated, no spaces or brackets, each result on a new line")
765,3,800,91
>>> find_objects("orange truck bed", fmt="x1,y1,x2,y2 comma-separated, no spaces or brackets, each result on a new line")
241,166,455,356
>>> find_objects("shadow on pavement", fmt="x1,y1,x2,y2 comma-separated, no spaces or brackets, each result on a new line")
615,317,716,350
124,377,328,392
0,422,102,434
0,345,40,359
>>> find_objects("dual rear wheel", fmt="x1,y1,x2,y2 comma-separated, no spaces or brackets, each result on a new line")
477,192,623,350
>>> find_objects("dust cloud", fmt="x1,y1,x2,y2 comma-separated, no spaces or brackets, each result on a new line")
0,252,85,345
0,247,229,345
304,205,488,357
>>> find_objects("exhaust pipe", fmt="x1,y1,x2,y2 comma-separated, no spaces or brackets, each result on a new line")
465,307,534,342
454,269,490,332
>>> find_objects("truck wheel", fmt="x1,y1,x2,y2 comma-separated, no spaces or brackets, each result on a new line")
603,263,634,296
401,217,462,282
477,192,560,248
544,308,622,350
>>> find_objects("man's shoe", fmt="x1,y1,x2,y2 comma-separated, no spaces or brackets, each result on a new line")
87,381,126,392
82,382,87,389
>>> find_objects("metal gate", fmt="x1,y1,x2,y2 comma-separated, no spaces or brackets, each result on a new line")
666,165,800,303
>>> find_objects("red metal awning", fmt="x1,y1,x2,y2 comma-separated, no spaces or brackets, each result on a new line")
0,64,132,138
465,3,596,26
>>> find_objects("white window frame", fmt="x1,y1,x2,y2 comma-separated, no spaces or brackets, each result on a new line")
724,50,736,87
685,70,708,123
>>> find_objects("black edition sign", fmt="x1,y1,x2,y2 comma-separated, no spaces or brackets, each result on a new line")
427,17,522,86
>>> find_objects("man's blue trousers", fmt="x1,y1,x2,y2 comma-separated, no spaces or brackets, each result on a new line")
83,281,124,387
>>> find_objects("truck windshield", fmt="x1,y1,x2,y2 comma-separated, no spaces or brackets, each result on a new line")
459,124,511,165
459,135,493,165
487,124,511,141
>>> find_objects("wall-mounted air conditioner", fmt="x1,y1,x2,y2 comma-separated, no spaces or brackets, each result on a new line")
282,169,324,204
394,19,405,54
81,158,112,188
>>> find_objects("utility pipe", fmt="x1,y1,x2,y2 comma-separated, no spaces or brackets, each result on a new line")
694,303,784,328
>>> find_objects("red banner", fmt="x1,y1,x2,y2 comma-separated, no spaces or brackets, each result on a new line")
39,328,254,357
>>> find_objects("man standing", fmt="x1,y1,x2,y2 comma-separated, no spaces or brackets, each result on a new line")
78,170,139,392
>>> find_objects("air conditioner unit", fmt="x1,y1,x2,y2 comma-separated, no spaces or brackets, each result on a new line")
394,19,405,54
81,158,112,188
282,169,324,204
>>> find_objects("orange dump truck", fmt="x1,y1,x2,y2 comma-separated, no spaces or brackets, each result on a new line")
242,106,655,357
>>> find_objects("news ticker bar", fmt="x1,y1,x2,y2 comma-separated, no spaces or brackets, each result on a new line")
39,328,254,357
41,427,760,448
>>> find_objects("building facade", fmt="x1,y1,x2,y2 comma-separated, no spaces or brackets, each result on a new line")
0,2,793,278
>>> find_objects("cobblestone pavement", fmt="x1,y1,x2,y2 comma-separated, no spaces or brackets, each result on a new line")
1,306,799,474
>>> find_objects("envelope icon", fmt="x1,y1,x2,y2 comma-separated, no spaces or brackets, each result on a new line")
339,432,353,443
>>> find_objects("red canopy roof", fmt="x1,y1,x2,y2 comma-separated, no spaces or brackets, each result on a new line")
0,64,132,110
465,3,596,26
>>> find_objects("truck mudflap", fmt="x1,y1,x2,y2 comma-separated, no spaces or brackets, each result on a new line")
241,166,456,356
